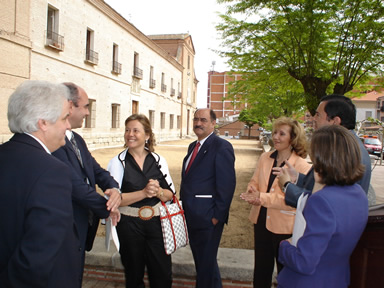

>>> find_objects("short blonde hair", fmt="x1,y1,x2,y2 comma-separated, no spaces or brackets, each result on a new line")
272,117,307,158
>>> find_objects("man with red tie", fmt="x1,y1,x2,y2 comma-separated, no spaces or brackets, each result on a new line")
180,108,236,288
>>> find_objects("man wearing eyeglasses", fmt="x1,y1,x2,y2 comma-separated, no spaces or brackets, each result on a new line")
180,108,236,288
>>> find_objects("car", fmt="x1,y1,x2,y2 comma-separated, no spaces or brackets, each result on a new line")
360,135,382,157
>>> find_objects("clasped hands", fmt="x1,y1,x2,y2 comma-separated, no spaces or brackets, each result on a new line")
143,179,162,198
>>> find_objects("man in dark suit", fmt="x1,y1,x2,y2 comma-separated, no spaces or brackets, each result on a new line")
276,95,371,207
52,83,121,278
0,80,82,287
180,108,236,288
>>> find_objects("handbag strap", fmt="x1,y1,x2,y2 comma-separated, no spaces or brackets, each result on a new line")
161,199,177,248
172,196,188,244
160,195,189,247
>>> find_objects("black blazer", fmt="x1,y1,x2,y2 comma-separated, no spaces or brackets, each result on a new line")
53,131,119,252
0,133,82,288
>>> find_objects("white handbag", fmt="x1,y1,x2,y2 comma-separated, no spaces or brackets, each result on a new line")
159,196,189,255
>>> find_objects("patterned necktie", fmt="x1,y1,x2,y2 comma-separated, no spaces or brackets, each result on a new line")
186,142,200,173
70,134,83,167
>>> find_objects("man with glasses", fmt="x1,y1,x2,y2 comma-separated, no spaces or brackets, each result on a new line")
180,108,236,288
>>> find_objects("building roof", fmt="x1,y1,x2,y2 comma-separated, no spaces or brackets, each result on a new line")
353,90,384,102
148,33,195,55
147,33,190,40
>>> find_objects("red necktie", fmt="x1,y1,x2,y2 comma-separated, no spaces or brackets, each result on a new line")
186,142,200,173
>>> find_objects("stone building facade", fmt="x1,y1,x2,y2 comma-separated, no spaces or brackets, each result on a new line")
0,0,197,148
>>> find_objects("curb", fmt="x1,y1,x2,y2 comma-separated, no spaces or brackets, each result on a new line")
85,237,254,282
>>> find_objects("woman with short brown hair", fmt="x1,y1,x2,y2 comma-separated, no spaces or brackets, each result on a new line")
310,125,365,186
277,125,368,288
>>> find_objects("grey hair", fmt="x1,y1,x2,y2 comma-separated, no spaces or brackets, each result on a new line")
8,80,70,133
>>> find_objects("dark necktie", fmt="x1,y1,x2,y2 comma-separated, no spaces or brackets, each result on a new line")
186,142,200,173
70,133,92,224
70,134,83,167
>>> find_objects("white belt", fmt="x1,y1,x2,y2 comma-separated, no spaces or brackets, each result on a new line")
119,202,162,220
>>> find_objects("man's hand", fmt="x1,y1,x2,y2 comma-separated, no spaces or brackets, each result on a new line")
273,161,299,190
105,188,121,212
109,210,121,226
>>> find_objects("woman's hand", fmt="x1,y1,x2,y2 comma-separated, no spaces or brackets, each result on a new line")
143,179,160,198
240,185,261,205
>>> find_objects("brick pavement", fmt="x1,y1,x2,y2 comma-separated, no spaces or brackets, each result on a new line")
82,265,254,288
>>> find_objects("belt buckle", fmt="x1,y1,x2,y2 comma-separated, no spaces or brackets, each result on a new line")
138,206,155,220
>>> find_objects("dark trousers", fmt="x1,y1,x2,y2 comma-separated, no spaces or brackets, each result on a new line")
253,222,291,288
188,221,225,288
116,215,172,288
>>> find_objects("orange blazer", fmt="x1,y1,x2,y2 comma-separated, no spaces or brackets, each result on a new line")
248,150,311,234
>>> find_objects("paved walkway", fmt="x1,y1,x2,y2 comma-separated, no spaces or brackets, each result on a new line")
370,159,384,204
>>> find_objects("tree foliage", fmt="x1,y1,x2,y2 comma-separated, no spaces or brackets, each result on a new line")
217,0,384,115
226,69,307,123
238,109,261,138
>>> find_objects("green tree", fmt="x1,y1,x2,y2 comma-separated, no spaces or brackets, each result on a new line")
226,69,307,121
217,0,384,115
238,109,262,138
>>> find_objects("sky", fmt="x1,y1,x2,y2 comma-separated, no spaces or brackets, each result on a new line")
104,0,230,108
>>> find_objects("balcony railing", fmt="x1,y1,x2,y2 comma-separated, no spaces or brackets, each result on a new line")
149,79,156,88
85,49,99,65
133,67,143,79
161,84,167,93
170,88,175,96
45,30,64,51
112,61,122,74
178,92,182,99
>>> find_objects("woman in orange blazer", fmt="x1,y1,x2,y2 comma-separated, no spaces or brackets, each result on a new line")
241,117,311,288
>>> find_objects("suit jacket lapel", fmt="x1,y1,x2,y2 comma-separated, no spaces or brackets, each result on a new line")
185,134,214,175
182,141,196,177
68,133,94,187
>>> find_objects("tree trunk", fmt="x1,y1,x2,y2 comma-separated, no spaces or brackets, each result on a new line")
299,76,333,116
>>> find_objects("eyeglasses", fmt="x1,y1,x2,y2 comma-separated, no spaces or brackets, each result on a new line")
193,117,209,123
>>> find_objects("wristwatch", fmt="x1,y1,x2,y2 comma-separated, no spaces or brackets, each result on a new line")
283,181,290,193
